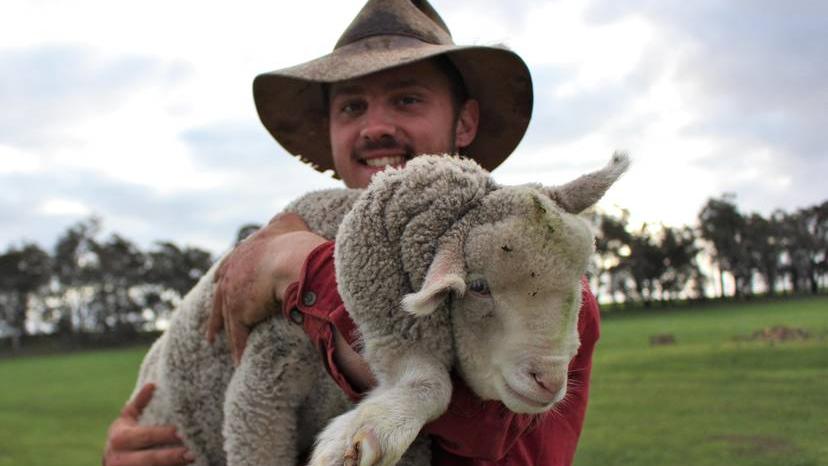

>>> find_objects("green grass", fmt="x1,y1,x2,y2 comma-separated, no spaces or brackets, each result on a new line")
0,347,146,466
0,296,825,466
576,296,828,466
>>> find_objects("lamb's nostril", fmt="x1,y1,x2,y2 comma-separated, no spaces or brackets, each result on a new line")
531,372,551,392
531,371,565,396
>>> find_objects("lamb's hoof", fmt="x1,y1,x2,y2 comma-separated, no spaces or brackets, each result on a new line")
344,428,380,466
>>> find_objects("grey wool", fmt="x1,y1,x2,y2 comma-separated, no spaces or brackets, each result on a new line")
132,153,629,466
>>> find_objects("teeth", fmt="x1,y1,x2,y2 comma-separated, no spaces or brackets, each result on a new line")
364,156,405,168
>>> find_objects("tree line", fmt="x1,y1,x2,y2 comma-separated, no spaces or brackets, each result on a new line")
592,195,827,306
0,218,227,350
1,195,826,350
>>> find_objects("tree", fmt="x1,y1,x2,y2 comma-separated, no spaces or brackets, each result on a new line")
90,234,147,335
50,217,101,334
143,241,213,322
0,243,51,337
145,242,212,296
744,213,783,295
781,203,828,294
623,224,666,305
235,224,261,245
806,201,828,292
659,225,703,301
592,210,633,304
698,194,750,297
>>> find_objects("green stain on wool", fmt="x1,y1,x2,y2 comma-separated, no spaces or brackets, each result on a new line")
530,195,559,243
557,291,578,338
564,292,576,319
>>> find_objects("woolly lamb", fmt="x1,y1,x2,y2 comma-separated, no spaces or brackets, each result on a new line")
132,153,629,466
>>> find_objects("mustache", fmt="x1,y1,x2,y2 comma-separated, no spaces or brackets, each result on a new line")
356,136,414,157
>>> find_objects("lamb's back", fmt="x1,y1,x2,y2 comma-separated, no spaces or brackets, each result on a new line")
283,188,362,239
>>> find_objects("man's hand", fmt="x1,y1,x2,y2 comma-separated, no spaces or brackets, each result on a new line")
206,212,326,363
103,384,194,466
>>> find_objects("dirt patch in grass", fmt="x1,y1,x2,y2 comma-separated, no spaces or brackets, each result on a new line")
649,333,676,346
708,434,800,457
734,325,811,344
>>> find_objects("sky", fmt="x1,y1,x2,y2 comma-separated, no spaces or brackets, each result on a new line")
2,0,826,256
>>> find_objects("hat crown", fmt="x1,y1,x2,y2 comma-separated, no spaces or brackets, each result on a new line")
335,0,454,49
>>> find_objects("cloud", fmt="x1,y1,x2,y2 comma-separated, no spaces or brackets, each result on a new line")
1,0,826,256
500,0,828,224
0,44,191,150
0,117,341,255
584,0,828,168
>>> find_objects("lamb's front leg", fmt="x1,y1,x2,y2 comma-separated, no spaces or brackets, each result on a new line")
309,353,451,466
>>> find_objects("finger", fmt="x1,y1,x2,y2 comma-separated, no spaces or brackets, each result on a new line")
108,446,194,466
206,283,225,342
111,424,182,451
230,322,250,366
121,383,156,419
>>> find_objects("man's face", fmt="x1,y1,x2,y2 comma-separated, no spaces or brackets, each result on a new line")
328,60,479,188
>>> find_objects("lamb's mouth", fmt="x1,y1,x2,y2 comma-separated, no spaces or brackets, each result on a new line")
501,379,551,411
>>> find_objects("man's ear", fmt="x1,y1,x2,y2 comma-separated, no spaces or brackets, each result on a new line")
455,99,479,150
402,241,466,316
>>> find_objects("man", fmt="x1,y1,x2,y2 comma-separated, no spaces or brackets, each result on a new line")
102,1,600,465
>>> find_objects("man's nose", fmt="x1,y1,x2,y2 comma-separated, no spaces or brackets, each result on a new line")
359,106,397,142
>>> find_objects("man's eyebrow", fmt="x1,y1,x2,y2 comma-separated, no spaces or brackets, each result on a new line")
383,78,430,92
330,79,431,98
330,84,363,98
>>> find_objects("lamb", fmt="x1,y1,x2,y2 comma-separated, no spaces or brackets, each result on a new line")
132,152,629,466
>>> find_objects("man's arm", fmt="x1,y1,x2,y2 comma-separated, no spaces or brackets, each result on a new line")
206,212,326,363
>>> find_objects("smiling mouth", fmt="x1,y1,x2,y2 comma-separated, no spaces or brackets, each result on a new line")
361,155,407,168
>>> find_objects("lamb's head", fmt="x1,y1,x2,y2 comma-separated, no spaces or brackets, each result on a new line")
402,152,629,414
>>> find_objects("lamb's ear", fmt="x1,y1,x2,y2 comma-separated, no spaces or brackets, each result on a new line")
544,151,630,214
402,242,466,316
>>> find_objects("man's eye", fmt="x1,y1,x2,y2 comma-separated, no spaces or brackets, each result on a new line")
340,101,365,115
397,95,421,106
468,278,491,296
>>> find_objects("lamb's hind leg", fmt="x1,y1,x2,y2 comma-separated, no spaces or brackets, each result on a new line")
223,319,316,466
309,353,450,466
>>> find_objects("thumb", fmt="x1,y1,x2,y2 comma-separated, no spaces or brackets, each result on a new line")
122,383,156,420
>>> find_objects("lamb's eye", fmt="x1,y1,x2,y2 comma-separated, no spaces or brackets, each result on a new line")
468,278,491,296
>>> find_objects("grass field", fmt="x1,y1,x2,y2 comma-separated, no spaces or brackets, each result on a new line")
1,296,826,466
576,296,828,466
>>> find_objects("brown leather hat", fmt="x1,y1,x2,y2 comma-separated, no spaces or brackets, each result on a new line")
253,0,533,175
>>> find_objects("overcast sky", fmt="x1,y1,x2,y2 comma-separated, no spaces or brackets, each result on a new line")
2,0,826,256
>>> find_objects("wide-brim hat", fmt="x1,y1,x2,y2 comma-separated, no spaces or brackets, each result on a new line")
253,0,533,176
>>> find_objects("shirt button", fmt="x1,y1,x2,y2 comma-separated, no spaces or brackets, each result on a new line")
289,308,304,325
302,291,317,306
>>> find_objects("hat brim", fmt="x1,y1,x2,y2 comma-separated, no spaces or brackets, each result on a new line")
253,35,533,175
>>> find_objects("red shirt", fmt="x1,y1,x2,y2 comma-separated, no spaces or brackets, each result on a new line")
282,241,600,466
